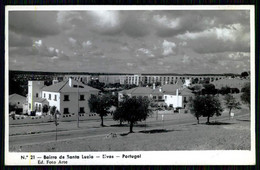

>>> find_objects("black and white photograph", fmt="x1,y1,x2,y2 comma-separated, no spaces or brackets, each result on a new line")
5,5,255,165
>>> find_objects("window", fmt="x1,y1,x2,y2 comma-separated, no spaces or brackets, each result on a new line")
36,93,38,98
64,108,69,114
44,93,46,98
39,104,41,112
80,95,85,101
158,96,162,100
64,95,69,101
153,96,156,100
165,96,167,99
79,107,85,113
35,104,38,111
54,95,57,101
49,94,51,100
29,103,31,109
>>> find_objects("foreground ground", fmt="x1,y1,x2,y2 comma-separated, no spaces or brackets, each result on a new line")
10,111,250,151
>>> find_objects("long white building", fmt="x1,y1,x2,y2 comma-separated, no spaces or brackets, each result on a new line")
28,78,99,116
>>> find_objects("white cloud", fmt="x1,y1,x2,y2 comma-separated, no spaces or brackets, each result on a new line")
182,55,190,63
179,41,187,46
158,61,164,65
89,11,120,28
177,23,245,42
153,15,180,29
82,41,92,48
69,37,77,45
137,48,154,57
162,40,176,56
127,63,133,67
34,40,42,46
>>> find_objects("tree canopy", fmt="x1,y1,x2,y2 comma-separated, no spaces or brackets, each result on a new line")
241,82,250,108
113,95,152,133
42,104,49,115
224,94,241,119
190,95,223,124
241,71,249,78
88,94,112,126
202,83,217,95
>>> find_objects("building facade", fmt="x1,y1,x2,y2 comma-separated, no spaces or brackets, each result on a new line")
28,78,99,116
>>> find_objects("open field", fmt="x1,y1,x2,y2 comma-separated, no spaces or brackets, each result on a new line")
10,113,250,152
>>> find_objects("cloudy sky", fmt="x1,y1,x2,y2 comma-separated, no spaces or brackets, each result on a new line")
8,9,250,74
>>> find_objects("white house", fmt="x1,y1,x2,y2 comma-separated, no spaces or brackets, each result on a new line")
163,89,182,109
28,78,99,116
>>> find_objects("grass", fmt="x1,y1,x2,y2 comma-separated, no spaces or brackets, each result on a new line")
10,115,250,152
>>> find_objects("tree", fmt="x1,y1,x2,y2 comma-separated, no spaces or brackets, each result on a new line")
241,71,249,78
190,95,223,124
192,78,199,84
155,82,161,87
113,95,152,133
50,106,57,116
224,94,241,119
202,84,217,95
88,94,112,126
87,80,105,91
49,106,60,141
42,104,49,115
9,103,17,119
9,103,17,113
219,86,231,95
241,82,250,109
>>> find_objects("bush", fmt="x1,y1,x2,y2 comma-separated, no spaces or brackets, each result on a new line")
30,111,36,116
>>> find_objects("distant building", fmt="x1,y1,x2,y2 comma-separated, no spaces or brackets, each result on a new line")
28,78,99,116
61,73,229,86
9,93,26,108
118,82,194,110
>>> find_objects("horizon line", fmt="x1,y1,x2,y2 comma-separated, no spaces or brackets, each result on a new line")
9,70,242,76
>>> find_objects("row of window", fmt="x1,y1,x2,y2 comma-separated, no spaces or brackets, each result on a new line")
63,107,85,114
43,93,85,101
64,95,85,101
123,95,189,101
43,93,58,101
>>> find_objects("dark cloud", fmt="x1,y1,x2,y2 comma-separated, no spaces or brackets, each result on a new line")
122,12,150,37
9,11,60,38
9,31,33,47
152,10,250,38
8,9,251,74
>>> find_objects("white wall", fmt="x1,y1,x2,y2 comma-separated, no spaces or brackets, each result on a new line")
164,94,182,108
42,91,60,112
28,81,44,114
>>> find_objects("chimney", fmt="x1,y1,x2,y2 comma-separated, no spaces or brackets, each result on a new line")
53,79,58,85
69,78,73,87
176,89,179,96
153,83,155,90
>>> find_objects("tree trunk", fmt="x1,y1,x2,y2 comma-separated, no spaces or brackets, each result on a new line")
228,108,232,120
197,117,200,124
129,122,134,133
119,119,122,126
101,116,104,127
207,116,210,124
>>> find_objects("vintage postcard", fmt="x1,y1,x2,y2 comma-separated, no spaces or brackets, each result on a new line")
5,5,255,165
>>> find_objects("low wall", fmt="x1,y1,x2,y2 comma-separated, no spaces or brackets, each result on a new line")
9,115,52,125
9,113,113,125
